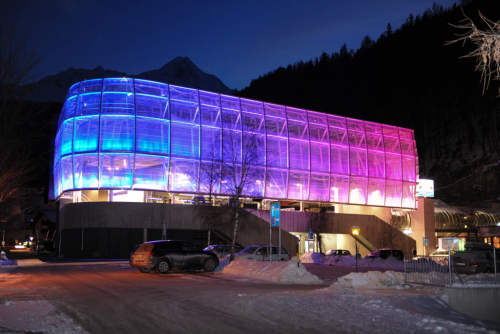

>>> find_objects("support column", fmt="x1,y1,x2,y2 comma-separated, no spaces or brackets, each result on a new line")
410,198,436,256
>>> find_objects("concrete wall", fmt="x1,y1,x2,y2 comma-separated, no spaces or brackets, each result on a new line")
409,198,436,256
251,210,416,255
447,286,500,322
59,203,298,259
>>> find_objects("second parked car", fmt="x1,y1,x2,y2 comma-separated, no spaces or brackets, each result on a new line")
365,249,404,261
325,249,351,256
232,245,290,261
130,240,219,274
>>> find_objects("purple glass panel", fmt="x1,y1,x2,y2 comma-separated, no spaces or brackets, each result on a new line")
367,178,385,206
54,160,62,197
346,118,365,132
349,177,367,205
310,144,329,172
223,129,241,164
331,146,349,174
385,180,402,207
267,138,288,168
402,155,416,182
307,111,328,126
133,155,169,191
287,170,309,200
309,173,329,201
309,123,329,144
264,103,286,118
286,107,307,122
349,148,367,176
402,182,416,208
330,175,349,203
289,140,309,170
169,158,199,193
348,131,366,149
242,167,265,197
385,153,402,180
398,128,414,140
221,95,241,131
366,133,384,152
368,151,385,178
400,139,414,155
199,160,221,195
200,127,221,161
221,164,241,195
241,99,265,135
199,90,220,108
136,118,169,155
382,125,399,138
364,121,382,134
265,168,288,199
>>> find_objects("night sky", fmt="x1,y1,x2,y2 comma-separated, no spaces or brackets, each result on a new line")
1,0,456,90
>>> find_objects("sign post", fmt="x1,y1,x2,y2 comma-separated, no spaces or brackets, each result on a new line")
270,202,281,262
162,221,167,240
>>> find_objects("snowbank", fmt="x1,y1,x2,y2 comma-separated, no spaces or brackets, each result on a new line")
334,270,405,289
299,252,324,264
222,257,323,284
322,253,405,270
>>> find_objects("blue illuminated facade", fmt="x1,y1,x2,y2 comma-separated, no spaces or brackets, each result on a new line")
54,78,419,209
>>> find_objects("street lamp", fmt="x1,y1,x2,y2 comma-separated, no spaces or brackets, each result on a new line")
351,226,360,273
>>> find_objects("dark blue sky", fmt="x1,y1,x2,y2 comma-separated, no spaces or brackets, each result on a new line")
1,0,456,89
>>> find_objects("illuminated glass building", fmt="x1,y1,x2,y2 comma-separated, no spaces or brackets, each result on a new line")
54,78,418,209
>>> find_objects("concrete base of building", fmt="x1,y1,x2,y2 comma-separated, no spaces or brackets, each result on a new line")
446,286,500,322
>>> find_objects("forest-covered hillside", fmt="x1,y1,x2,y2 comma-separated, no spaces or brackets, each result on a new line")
238,0,500,190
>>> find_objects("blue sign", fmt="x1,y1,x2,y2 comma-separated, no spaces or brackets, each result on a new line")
309,229,314,240
270,202,280,226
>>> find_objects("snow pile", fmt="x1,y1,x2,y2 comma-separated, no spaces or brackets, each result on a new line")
222,257,323,284
323,254,404,270
213,258,230,273
334,270,405,289
299,252,324,264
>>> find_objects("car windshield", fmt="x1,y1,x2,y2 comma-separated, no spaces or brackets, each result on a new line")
240,246,260,254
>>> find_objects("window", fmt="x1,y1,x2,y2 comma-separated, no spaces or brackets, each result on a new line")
181,243,195,251
159,242,181,252
257,247,268,255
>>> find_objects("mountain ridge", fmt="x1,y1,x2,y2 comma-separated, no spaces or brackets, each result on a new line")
25,56,233,103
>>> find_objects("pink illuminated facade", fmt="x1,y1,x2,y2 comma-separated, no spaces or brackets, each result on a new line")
54,78,418,209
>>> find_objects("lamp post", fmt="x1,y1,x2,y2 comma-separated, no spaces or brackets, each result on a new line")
351,226,360,273
30,236,33,251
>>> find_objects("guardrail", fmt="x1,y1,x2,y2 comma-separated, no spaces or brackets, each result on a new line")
404,255,454,286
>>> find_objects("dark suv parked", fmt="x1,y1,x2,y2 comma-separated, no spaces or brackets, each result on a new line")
130,240,219,274
366,249,404,261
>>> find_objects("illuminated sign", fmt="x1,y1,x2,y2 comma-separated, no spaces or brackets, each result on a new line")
417,179,434,197
271,202,280,227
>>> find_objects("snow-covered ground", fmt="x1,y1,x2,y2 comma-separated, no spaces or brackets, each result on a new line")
301,252,406,270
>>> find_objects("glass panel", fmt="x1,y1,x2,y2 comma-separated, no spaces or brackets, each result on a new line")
241,99,265,135
221,163,241,195
201,105,221,127
385,153,402,180
265,169,288,199
223,129,241,164
327,114,346,129
265,114,287,137
289,140,309,170
67,83,80,99
242,167,265,197
242,133,265,167
286,107,307,122
54,128,62,163
171,122,200,158
400,139,413,155
330,175,349,203
384,136,400,154
309,123,329,144
100,115,134,152
79,79,103,94
349,177,367,205
402,182,415,208
398,128,413,140
288,120,308,141
199,160,221,195
136,118,169,155
310,143,329,172
170,85,199,123
74,116,99,153
385,180,402,207
53,160,62,198
329,127,347,146
288,170,309,200
366,133,384,151
402,155,416,182
267,137,287,168
61,156,74,191
76,92,101,116
99,154,134,188
309,173,329,201
199,90,220,108
102,78,134,115
346,118,365,132
201,127,222,161
74,154,99,189
348,131,366,149
364,121,382,134
264,103,286,118
169,158,199,193
349,148,367,176
382,125,399,138
133,155,169,191
134,79,168,98
60,119,74,156
330,146,349,174
307,111,328,125
135,94,169,119
368,151,385,178
367,178,385,206
221,95,241,131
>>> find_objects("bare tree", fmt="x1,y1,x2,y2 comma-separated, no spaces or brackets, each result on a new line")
198,132,222,247
448,11,500,94
0,24,42,226
222,126,264,261
379,210,405,256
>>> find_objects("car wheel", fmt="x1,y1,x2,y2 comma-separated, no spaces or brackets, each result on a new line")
139,268,151,273
203,257,217,272
157,260,170,274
